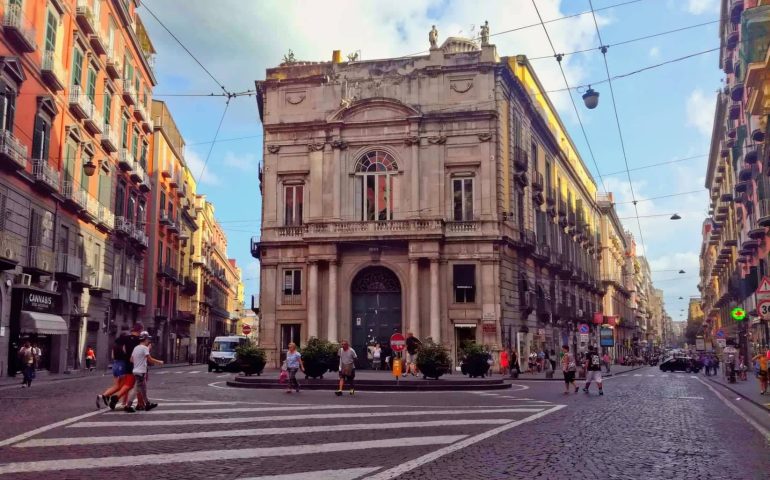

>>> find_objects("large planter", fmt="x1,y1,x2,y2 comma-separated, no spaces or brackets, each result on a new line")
235,344,266,377
462,353,491,378
416,341,451,380
301,337,339,379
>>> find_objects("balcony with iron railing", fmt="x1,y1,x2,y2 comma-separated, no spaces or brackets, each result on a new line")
0,229,22,267
118,148,134,171
90,271,112,293
97,203,114,231
32,159,60,192
130,159,149,185
89,28,107,55
84,102,103,134
131,225,148,248
122,79,136,106
41,50,65,91
68,85,94,121
55,253,81,279
75,0,95,35
142,116,153,133
62,181,86,211
105,52,121,80
2,1,36,52
101,123,118,152
114,216,134,236
81,192,99,223
27,246,54,274
0,128,27,170
133,102,146,122
513,146,528,171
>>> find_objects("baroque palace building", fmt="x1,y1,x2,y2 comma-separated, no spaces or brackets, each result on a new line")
252,35,659,367
0,0,242,377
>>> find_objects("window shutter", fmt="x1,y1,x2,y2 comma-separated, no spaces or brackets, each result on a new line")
32,116,44,160
7,91,15,134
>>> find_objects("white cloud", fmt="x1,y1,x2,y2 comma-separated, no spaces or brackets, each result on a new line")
648,46,660,58
185,149,221,186
685,89,716,137
223,151,258,171
684,0,719,14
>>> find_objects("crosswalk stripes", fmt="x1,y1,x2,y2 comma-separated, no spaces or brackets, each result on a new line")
0,397,564,477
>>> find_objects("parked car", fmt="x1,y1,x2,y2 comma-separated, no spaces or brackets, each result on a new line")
208,335,251,372
659,356,700,373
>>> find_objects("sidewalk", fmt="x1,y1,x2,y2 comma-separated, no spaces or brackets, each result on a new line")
705,371,770,412
0,362,202,389
503,364,645,381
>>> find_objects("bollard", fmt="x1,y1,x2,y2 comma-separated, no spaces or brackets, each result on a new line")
392,358,402,379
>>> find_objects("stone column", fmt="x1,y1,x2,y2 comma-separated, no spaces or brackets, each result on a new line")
409,259,419,336
327,261,338,342
307,261,319,338
430,259,440,342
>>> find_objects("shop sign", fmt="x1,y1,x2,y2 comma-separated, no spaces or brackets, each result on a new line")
600,326,614,347
482,322,497,333
22,290,57,314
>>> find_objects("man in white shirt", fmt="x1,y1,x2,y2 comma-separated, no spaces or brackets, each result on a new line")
130,332,164,411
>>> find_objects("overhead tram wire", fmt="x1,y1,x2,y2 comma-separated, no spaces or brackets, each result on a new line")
613,189,704,205
197,98,232,184
588,0,648,256
530,0,608,195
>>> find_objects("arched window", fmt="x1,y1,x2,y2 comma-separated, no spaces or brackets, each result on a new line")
354,150,398,221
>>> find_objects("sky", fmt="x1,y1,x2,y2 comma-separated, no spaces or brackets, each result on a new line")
138,0,723,321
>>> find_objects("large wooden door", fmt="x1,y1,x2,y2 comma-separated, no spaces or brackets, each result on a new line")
351,267,401,368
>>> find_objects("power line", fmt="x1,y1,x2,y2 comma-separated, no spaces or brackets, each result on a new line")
614,189,704,205
602,153,707,176
141,2,230,95
529,19,718,61
197,98,232,184
588,0,648,259
530,0,608,195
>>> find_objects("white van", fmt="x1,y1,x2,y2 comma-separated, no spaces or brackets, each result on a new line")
208,335,251,372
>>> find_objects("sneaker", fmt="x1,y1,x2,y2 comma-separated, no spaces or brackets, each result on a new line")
101,395,109,407
95,394,101,409
334,390,342,396
145,403,158,411
349,389,355,395
109,395,119,411
123,406,136,413
583,387,589,394
599,390,604,396
574,386,579,393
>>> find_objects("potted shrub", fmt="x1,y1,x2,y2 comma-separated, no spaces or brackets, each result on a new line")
235,344,266,376
416,340,451,380
460,342,491,378
301,337,339,379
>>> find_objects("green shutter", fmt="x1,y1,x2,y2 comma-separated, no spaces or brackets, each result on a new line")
103,92,111,124
87,68,97,101
71,48,83,87
45,11,56,52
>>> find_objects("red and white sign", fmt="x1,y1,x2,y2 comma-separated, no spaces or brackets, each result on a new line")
757,276,770,297
593,312,604,325
390,332,406,352
759,299,770,320
242,324,252,335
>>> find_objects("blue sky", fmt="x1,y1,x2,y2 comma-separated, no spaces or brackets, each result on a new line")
139,0,722,320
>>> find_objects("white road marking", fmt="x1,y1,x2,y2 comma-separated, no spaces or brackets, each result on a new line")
0,436,466,474
676,396,704,400
238,467,380,480
70,407,546,428
217,374,229,378
20,419,511,448
696,377,770,441
633,374,642,377
141,404,418,415
645,375,655,377
175,371,186,374
367,405,567,480
188,371,202,374
0,410,105,448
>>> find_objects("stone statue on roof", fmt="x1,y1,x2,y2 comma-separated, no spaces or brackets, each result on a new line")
429,25,438,49
480,20,490,46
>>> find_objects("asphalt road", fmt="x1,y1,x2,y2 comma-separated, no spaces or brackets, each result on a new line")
0,366,768,479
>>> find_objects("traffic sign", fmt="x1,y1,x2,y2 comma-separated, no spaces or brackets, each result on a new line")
390,332,406,352
578,324,589,334
715,328,725,339
716,338,726,348
757,276,770,296
241,324,252,335
579,333,589,343
760,300,770,320
731,307,746,321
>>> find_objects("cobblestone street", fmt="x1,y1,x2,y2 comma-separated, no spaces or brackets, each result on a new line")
0,366,768,479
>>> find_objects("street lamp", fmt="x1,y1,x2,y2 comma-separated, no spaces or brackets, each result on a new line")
83,159,97,177
582,86,599,109
670,213,682,220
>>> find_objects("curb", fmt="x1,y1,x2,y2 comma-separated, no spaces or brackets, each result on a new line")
706,377,770,412
0,363,203,390
504,365,647,381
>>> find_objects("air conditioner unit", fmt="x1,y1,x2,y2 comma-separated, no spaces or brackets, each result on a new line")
16,273,32,286
577,309,584,317
47,280,59,292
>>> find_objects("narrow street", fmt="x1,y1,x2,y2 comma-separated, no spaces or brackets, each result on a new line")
1,367,767,479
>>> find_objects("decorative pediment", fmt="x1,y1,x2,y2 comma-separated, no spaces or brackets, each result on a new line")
36,95,59,118
66,125,83,143
0,56,26,86
328,97,421,124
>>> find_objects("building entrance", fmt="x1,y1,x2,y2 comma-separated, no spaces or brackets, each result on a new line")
351,266,402,368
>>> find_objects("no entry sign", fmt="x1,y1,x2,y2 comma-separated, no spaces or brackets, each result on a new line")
242,324,252,335
390,332,406,352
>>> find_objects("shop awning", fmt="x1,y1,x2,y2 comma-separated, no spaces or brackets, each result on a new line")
454,323,477,328
19,311,68,335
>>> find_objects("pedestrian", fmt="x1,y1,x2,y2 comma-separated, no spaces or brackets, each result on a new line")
752,352,767,395
549,349,557,373
510,350,520,377
85,345,96,372
100,323,143,412
602,351,611,374
32,343,42,370
285,342,304,393
538,350,545,372
500,349,509,376
335,340,357,396
403,332,421,377
561,345,578,394
130,332,163,411
583,346,604,396
18,342,36,388
703,356,711,376
372,343,382,371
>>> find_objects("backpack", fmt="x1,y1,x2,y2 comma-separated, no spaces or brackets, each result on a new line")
591,354,601,368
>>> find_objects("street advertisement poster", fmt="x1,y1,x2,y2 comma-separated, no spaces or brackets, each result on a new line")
696,336,705,351
599,326,614,347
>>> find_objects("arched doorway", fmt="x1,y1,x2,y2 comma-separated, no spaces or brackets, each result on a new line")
351,266,402,368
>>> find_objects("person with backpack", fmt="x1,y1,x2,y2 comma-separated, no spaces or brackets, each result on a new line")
561,345,578,394
18,342,36,388
583,345,604,396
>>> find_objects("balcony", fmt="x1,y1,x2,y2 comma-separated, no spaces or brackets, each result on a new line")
287,219,448,242
32,159,60,193
114,216,133,236
730,0,744,22
520,229,536,249
182,277,198,295
122,82,136,106
531,171,544,191
731,82,745,102
75,0,96,35
97,204,114,231
61,181,86,211
90,272,112,293
0,230,21,269
142,117,153,133
724,53,734,74
167,216,179,233
738,164,756,182
513,146,528,171
73,263,94,287
80,193,99,223
55,253,81,280
131,227,148,248
41,50,65,91
84,103,103,134
89,29,107,55
758,199,770,226
727,30,740,50
101,123,118,152
169,173,179,188
118,148,134,171
745,145,759,164
0,129,27,170
735,180,751,193
154,307,168,320
68,85,94,120
729,101,741,120
27,246,54,274
105,54,121,80
130,289,146,306
159,211,172,226
133,103,146,122
114,284,130,302
2,1,36,52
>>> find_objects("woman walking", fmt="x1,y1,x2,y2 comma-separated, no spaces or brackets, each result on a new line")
500,349,509,376
752,352,767,395
85,346,96,372
372,343,382,371
285,342,304,393
561,345,578,394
